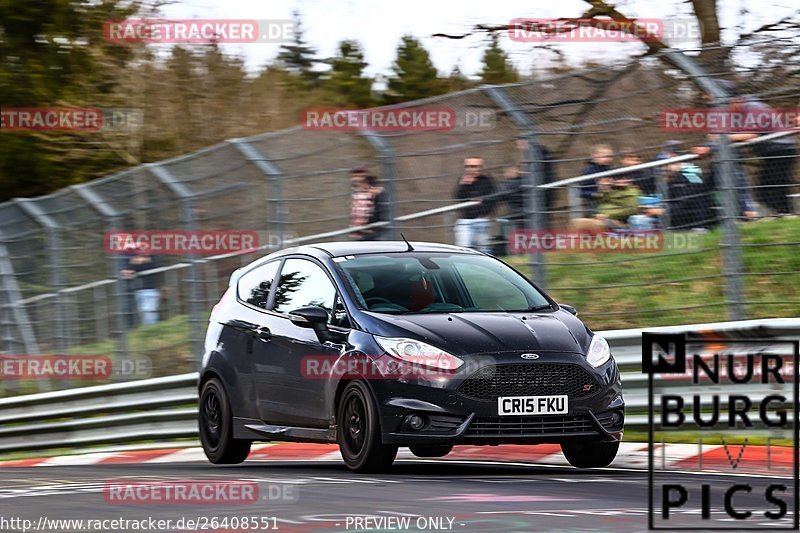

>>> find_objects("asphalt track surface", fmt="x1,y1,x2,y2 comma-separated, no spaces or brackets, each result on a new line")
0,458,794,533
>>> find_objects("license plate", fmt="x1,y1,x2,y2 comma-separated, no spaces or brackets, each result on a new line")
498,395,568,416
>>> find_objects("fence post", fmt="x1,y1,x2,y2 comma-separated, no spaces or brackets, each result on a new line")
0,234,39,357
147,164,205,367
483,86,547,288
358,131,397,240
663,50,745,321
228,139,286,246
71,184,130,362
13,199,68,355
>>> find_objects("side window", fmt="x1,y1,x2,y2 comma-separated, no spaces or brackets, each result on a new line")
272,258,337,318
237,261,280,309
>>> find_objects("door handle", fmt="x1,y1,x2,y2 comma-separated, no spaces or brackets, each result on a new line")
255,327,272,341
227,320,271,341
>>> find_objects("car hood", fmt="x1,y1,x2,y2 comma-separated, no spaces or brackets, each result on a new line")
363,309,591,356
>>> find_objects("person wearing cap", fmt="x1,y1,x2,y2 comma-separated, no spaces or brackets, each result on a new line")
349,167,388,241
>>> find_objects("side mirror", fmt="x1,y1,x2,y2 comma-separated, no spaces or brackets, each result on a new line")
290,306,333,341
560,304,578,316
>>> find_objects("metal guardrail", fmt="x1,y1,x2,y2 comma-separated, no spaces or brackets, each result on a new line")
0,318,796,454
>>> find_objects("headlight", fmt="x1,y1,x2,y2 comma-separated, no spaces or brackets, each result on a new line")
587,335,611,367
374,336,464,371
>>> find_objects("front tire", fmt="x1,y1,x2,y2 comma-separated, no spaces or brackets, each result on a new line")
199,378,251,464
561,440,619,468
337,381,398,473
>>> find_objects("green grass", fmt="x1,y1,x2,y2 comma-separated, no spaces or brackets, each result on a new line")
508,217,800,331
625,431,792,446
72,313,206,374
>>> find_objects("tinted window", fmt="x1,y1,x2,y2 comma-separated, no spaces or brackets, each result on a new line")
453,261,529,310
337,253,550,314
237,261,280,309
273,258,337,317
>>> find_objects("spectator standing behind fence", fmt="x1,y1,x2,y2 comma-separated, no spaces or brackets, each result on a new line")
349,166,388,241
120,242,161,326
722,83,795,215
594,176,642,228
662,160,716,230
619,148,656,195
579,144,615,213
453,157,496,253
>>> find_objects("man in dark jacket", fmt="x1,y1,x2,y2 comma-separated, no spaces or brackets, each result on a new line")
453,157,496,253
499,141,558,229
120,242,161,326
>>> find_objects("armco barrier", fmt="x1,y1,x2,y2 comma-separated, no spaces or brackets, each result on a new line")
0,318,796,454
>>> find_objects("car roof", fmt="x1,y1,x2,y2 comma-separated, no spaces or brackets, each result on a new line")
304,241,481,257
235,241,481,276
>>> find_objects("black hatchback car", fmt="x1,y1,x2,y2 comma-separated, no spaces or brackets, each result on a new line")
199,241,624,472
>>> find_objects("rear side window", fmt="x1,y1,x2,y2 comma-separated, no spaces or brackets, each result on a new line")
237,261,280,309
272,258,337,316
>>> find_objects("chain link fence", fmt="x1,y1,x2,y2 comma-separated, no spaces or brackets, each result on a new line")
1,42,798,394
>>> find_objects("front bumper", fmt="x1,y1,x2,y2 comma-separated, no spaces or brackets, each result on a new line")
374,353,624,446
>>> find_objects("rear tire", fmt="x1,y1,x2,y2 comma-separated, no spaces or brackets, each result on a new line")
199,378,251,464
409,445,453,458
337,381,398,473
561,440,619,468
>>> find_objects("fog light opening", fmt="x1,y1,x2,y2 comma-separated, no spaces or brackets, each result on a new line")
611,410,624,427
405,413,427,431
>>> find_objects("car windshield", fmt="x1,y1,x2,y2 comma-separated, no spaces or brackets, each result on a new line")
336,252,551,314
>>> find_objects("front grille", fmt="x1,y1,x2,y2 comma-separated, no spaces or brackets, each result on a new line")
465,414,596,437
457,363,600,401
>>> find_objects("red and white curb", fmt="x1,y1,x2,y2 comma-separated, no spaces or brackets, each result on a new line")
0,442,791,474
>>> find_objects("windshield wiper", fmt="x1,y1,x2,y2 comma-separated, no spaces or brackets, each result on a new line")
527,304,553,312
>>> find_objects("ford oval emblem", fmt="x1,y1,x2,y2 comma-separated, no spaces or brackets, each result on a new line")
520,353,539,360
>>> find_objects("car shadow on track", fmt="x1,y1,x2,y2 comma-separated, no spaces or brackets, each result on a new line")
200,460,645,478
